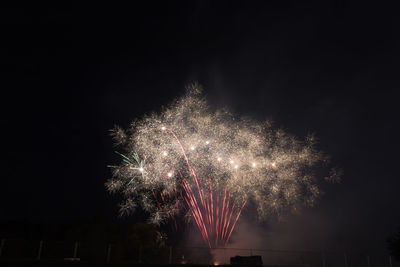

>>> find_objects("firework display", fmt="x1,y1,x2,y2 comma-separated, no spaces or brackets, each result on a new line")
106,83,338,247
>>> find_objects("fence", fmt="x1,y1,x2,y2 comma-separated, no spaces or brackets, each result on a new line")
0,238,398,267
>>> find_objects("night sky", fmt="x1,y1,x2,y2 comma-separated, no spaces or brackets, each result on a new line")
2,2,400,254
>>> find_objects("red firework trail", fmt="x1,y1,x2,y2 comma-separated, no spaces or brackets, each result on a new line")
225,199,247,246
162,127,247,247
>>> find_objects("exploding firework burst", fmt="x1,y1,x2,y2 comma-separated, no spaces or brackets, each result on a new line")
106,83,339,247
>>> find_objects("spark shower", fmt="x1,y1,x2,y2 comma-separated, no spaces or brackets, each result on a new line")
106,83,339,248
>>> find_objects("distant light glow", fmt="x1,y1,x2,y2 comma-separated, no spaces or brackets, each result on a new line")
163,151,168,156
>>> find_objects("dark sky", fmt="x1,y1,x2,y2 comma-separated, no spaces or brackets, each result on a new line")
2,2,400,254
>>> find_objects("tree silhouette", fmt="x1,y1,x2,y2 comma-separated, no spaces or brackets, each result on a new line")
388,227,400,261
